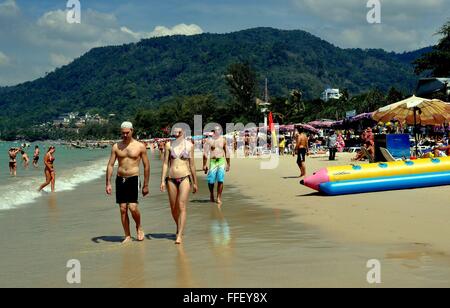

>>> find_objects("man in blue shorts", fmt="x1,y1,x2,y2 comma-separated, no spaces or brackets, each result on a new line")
203,126,230,205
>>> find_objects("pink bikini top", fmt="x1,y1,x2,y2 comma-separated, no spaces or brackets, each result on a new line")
170,141,190,160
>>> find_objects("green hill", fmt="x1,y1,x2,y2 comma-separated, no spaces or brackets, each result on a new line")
0,27,426,131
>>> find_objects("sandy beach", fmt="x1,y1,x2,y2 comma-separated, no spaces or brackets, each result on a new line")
224,152,450,252
1,149,450,287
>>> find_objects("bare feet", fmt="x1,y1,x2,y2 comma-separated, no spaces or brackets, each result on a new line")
122,236,132,244
216,197,222,205
136,228,145,241
175,235,183,245
210,195,216,203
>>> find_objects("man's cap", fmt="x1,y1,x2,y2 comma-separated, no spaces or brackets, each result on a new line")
121,121,133,129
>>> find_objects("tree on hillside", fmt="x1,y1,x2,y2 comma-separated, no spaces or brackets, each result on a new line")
363,88,386,113
386,87,404,105
225,62,258,121
414,21,450,77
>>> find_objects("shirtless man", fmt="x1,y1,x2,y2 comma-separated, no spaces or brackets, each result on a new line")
296,127,309,178
33,146,40,167
8,147,21,176
203,126,230,205
106,122,150,244
244,131,250,157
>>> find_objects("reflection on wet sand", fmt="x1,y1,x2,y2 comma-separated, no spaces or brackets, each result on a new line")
176,244,197,288
210,204,235,284
47,194,59,224
386,243,450,269
119,242,147,288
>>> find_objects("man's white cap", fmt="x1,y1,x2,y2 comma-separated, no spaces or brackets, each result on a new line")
121,121,133,129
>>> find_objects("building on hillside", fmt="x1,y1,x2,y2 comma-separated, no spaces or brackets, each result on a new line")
321,88,343,102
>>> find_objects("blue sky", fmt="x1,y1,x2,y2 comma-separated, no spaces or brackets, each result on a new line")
0,0,449,86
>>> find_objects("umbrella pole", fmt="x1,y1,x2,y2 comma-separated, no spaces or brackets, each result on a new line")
414,107,419,157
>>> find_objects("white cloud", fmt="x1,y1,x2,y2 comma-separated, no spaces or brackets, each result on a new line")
0,0,203,86
50,53,72,67
0,51,10,66
292,0,448,51
121,23,204,40
149,24,204,37
0,0,19,17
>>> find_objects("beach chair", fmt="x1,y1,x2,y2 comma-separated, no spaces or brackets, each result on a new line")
380,147,403,162
362,147,375,163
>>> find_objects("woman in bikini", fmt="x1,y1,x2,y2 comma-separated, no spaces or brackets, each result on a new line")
38,146,56,193
160,127,198,245
8,147,21,176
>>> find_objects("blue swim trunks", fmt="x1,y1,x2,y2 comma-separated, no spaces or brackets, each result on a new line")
207,158,226,184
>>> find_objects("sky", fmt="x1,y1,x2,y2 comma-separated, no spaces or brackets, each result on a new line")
0,0,449,86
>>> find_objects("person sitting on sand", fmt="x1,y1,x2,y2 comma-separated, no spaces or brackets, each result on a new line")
422,145,450,158
8,147,21,176
106,122,150,244
160,126,198,245
352,141,375,162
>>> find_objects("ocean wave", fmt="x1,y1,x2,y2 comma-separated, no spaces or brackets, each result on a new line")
0,159,107,211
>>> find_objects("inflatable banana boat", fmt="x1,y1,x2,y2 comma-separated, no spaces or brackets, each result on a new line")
301,157,450,195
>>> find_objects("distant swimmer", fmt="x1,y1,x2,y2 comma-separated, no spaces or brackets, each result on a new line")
160,126,198,245
38,146,56,192
203,126,230,205
33,146,40,168
295,127,309,178
8,147,21,176
106,122,150,244
21,149,30,168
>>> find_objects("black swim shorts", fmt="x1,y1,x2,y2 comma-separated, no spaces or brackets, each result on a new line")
297,148,307,166
116,176,140,204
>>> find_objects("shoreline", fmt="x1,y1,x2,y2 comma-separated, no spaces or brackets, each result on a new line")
0,152,449,287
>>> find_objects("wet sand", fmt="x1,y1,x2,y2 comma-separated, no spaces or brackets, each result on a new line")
1,152,450,287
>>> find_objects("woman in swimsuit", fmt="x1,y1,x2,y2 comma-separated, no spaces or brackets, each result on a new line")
160,127,198,245
38,146,56,193
8,147,21,176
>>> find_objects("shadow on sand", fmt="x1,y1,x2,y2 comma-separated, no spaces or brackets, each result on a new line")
190,199,212,204
146,233,176,241
91,236,125,243
296,192,323,197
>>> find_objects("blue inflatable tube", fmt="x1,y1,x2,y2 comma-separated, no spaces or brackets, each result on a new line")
319,171,450,196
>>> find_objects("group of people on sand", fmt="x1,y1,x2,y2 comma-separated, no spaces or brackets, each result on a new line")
6,144,57,193
106,122,230,245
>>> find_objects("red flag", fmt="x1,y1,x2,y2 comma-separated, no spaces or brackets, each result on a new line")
268,112,278,148
268,112,274,132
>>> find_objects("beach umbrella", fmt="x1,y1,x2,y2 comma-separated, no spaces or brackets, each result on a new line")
294,123,320,134
373,95,450,155
307,120,334,128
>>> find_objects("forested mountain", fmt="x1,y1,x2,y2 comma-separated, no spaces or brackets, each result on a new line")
0,27,427,131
